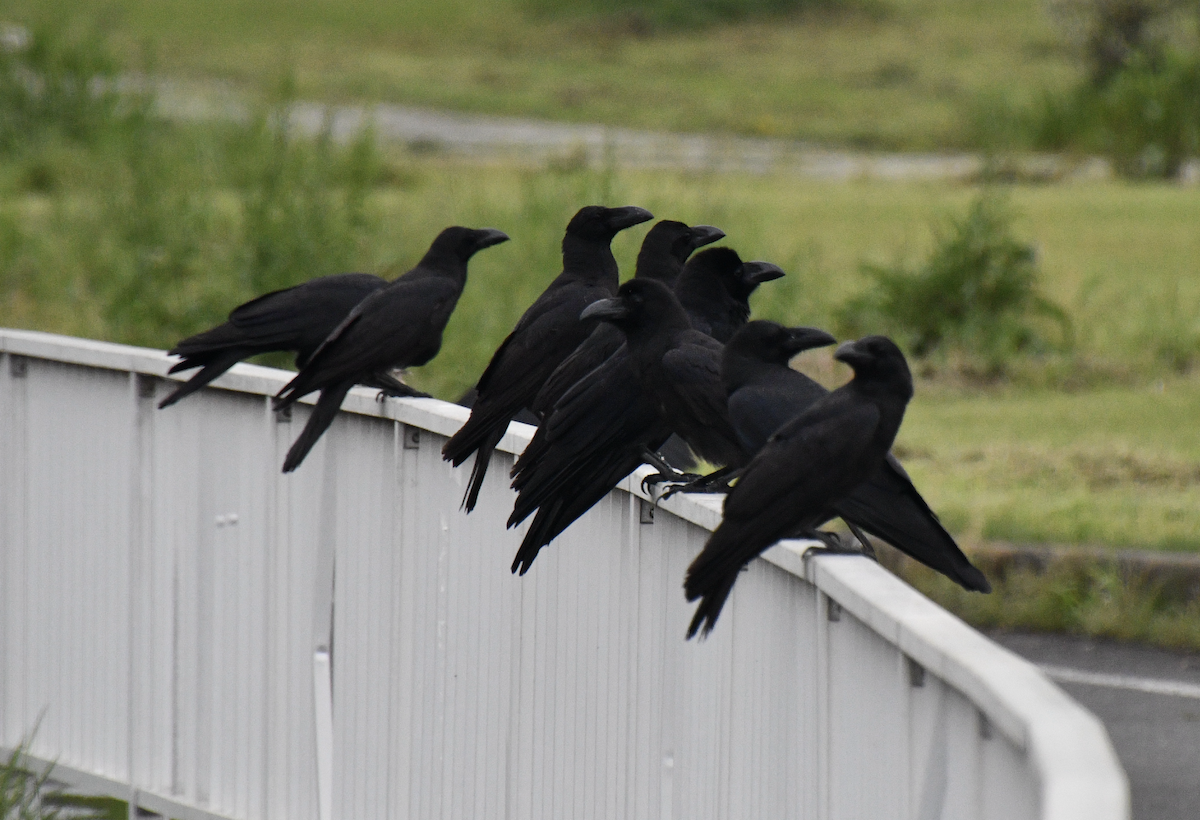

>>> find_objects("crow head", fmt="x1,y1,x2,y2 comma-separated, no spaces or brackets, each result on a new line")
835,335,914,400
566,205,654,241
727,321,837,365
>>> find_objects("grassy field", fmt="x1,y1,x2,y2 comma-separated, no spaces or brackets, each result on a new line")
897,380,1200,552
1,0,1083,150
4,128,1199,557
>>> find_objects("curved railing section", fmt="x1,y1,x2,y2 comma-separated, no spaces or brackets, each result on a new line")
0,329,1128,820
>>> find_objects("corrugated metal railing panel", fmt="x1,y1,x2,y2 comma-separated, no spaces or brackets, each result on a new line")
1,344,323,820
0,329,1129,820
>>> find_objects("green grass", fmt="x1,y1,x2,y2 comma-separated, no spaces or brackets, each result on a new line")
4,132,1200,557
0,0,1084,150
895,380,1200,553
882,549,1200,651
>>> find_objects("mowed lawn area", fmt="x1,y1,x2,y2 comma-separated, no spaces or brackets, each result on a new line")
3,0,1079,149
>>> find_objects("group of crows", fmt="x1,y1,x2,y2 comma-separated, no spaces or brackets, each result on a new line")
159,204,991,639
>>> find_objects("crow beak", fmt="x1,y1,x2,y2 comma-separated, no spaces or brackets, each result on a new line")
689,225,726,249
474,228,510,250
834,339,872,368
581,297,630,322
742,261,786,285
784,327,837,356
606,206,655,231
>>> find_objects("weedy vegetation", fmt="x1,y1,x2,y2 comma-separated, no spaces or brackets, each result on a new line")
994,0,1200,178
0,732,118,820
836,195,1071,376
884,547,1200,651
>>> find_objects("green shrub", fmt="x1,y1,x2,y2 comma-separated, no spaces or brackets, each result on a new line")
1031,50,1200,178
836,195,1071,371
1047,0,1186,88
1027,1,1200,178
1089,51,1200,177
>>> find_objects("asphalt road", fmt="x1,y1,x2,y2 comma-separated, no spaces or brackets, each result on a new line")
990,631,1200,820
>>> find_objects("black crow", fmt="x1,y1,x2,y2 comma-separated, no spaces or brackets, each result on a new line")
507,252,786,574
158,273,388,409
530,220,724,419
273,226,509,472
442,204,653,513
582,278,746,469
722,320,991,593
684,335,914,638
674,246,784,343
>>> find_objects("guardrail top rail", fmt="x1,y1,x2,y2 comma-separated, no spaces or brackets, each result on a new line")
0,328,1129,820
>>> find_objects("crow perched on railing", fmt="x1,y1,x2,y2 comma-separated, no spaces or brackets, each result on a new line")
273,226,509,473
685,335,916,638
721,320,991,596
158,272,389,409
442,204,653,513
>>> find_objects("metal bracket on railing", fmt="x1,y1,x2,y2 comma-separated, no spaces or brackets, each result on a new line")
826,597,842,622
403,424,421,450
639,498,655,524
128,788,164,819
978,710,994,740
9,354,27,378
907,657,926,688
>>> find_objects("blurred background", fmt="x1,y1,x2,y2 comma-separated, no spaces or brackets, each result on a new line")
1,0,1199,649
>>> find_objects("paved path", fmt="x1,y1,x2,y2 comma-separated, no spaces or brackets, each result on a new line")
151,79,1030,181
991,631,1200,820
145,77,1200,182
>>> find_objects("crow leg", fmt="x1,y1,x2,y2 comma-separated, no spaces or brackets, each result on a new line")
659,466,738,501
368,371,431,401
845,521,878,561
798,529,873,559
639,447,702,492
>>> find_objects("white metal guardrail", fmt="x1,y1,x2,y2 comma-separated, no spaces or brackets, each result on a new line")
0,329,1128,820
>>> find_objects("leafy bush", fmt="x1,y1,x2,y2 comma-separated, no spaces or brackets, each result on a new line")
1088,51,1200,177
1047,0,1186,87
1029,1,1200,178
836,196,1070,371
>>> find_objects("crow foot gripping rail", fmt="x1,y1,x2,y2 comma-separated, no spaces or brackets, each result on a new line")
0,329,1128,820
